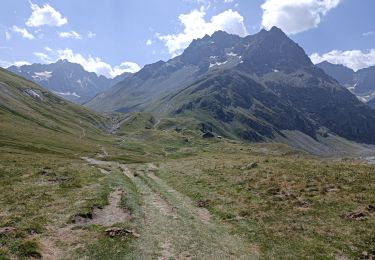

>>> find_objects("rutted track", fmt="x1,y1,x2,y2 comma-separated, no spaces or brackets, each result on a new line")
85,158,257,259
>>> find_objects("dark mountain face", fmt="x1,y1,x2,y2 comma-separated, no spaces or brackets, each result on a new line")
316,61,354,86
317,61,375,101
355,66,375,95
86,27,375,145
7,60,130,104
86,27,312,112
368,98,375,109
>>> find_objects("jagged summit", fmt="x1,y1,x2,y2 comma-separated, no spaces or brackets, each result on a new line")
86,27,375,145
8,60,131,103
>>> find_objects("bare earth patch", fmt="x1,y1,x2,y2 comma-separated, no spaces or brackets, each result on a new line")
90,189,130,226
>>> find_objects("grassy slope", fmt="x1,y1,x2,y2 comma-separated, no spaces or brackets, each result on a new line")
111,113,375,258
1,67,374,259
0,68,111,155
155,141,375,259
0,69,138,259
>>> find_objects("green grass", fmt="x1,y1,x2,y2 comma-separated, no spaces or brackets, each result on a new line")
1,68,374,258
73,167,143,259
155,142,375,259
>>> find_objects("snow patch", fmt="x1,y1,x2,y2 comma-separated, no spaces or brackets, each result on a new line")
209,61,228,68
54,91,81,98
32,71,52,81
357,92,375,103
226,52,239,57
24,88,43,100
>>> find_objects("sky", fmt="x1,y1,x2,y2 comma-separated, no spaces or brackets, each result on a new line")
0,0,374,78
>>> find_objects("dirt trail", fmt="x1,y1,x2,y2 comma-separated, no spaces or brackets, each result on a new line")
38,160,129,259
80,157,256,259
153,119,161,130
77,120,86,139
119,163,257,259
89,189,129,226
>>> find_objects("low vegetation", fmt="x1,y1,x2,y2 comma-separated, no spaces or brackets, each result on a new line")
1,101,374,259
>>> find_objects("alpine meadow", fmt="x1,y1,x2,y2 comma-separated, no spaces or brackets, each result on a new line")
1,1,374,259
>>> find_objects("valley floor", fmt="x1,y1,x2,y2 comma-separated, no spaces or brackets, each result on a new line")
1,124,375,259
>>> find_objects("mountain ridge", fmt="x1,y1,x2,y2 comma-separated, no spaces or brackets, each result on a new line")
7,59,130,104
316,61,375,104
86,27,375,145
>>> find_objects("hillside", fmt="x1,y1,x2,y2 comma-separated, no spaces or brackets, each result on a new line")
368,98,375,108
0,68,110,154
87,27,375,145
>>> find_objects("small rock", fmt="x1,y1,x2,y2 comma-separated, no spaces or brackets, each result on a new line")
202,132,215,138
105,228,140,238
197,200,209,208
343,211,367,220
0,227,17,235
241,162,258,170
367,204,375,213
296,200,311,208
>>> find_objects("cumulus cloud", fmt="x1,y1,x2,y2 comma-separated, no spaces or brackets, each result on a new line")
34,52,54,63
11,26,35,39
261,0,341,35
58,30,82,39
158,8,248,56
362,31,374,37
0,60,31,68
146,39,153,46
87,31,96,39
310,49,375,71
112,62,141,75
0,60,12,68
30,47,141,78
5,31,11,40
13,61,32,67
26,2,67,27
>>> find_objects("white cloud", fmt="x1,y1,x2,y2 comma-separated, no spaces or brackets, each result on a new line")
26,2,67,27
362,31,374,37
11,26,35,39
261,0,341,35
158,8,248,56
0,60,30,68
0,60,12,68
58,30,82,39
5,31,11,40
13,61,31,67
45,46,53,52
56,48,140,78
146,39,153,46
224,0,234,3
310,49,375,71
34,52,54,63
113,62,141,75
87,31,96,38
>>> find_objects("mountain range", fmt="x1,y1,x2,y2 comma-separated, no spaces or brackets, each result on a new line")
8,59,130,104
316,61,375,106
86,27,375,145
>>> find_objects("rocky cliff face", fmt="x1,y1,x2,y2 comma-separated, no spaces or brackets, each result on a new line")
86,27,375,144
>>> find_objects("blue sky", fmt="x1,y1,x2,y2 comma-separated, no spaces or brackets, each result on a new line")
0,0,374,77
